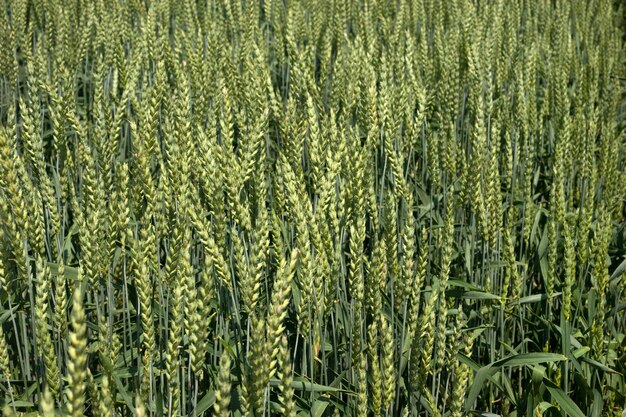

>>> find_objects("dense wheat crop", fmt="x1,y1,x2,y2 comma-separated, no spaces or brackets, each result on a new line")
0,0,625,416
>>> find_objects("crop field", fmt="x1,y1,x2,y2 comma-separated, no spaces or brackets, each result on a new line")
0,0,625,416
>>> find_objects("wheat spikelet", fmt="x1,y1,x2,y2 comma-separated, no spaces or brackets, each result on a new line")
0,317,12,383
214,350,232,417
380,315,395,412
277,335,297,417
34,259,61,399
64,278,87,417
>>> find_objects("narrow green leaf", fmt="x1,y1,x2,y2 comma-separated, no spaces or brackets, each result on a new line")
461,290,500,300
187,391,216,417
543,379,585,417
465,354,567,411
311,400,329,417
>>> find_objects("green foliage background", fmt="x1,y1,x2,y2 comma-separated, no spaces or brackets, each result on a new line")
0,0,625,416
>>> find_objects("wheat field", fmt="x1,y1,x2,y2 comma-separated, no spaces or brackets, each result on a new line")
0,0,625,416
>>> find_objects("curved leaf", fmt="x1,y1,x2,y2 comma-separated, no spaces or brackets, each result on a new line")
543,378,585,417
465,353,567,411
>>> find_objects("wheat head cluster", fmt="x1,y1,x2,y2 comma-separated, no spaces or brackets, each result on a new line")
0,0,624,416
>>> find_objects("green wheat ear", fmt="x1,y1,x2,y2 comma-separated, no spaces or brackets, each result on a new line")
65,278,87,417
277,335,297,417
214,349,232,417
